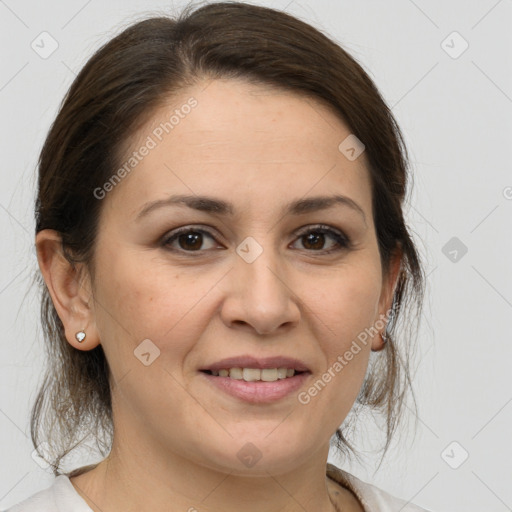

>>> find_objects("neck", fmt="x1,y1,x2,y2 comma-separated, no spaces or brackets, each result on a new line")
70,442,342,512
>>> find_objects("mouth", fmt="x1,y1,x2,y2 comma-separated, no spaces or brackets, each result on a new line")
201,367,307,381
199,356,311,403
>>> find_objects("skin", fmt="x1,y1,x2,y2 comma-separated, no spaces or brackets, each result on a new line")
36,78,401,512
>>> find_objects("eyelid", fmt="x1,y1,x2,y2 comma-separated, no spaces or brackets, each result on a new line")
294,223,347,240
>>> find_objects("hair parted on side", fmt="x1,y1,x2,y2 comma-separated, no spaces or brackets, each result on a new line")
32,0,425,475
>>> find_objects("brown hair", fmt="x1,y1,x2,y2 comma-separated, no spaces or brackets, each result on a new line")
32,0,425,474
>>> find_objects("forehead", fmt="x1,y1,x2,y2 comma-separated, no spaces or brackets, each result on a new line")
107,78,373,220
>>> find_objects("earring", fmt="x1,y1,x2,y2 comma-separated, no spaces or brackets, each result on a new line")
75,330,86,343
371,329,389,352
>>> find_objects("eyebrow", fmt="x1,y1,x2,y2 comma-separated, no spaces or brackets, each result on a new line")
136,193,367,225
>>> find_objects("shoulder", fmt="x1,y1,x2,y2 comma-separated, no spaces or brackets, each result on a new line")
2,475,92,512
326,463,433,512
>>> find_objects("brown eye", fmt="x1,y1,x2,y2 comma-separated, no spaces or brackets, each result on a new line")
176,232,203,251
301,232,326,250
162,228,219,252
161,224,351,255
292,225,351,253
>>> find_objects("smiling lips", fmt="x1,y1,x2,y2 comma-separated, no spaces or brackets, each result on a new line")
200,355,311,403
205,367,298,381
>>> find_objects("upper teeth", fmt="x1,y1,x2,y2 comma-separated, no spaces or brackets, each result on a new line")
212,368,296,381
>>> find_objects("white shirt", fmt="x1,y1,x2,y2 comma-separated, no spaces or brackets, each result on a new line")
2,464,432,512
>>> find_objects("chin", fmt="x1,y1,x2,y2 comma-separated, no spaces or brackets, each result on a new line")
193,426,318,477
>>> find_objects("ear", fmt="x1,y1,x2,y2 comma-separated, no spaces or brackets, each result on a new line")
35,229,100,351
371,246,402,351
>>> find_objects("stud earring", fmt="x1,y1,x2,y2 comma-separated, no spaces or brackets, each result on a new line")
371,329,389,352
75,331,86,343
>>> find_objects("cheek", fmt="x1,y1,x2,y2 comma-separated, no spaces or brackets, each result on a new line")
309,264,382,353
301,264,380,389
92,249,216,367
297,271,380,431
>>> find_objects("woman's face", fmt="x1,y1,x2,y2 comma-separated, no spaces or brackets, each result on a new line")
86,78,397,475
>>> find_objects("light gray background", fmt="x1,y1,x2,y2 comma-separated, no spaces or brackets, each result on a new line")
0,1,511,511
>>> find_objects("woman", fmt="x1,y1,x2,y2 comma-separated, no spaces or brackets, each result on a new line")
6,2,430,511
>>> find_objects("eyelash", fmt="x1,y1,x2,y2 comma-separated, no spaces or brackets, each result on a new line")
161,224,352,255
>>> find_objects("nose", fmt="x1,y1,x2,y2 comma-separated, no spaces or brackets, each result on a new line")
219,244,301,336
